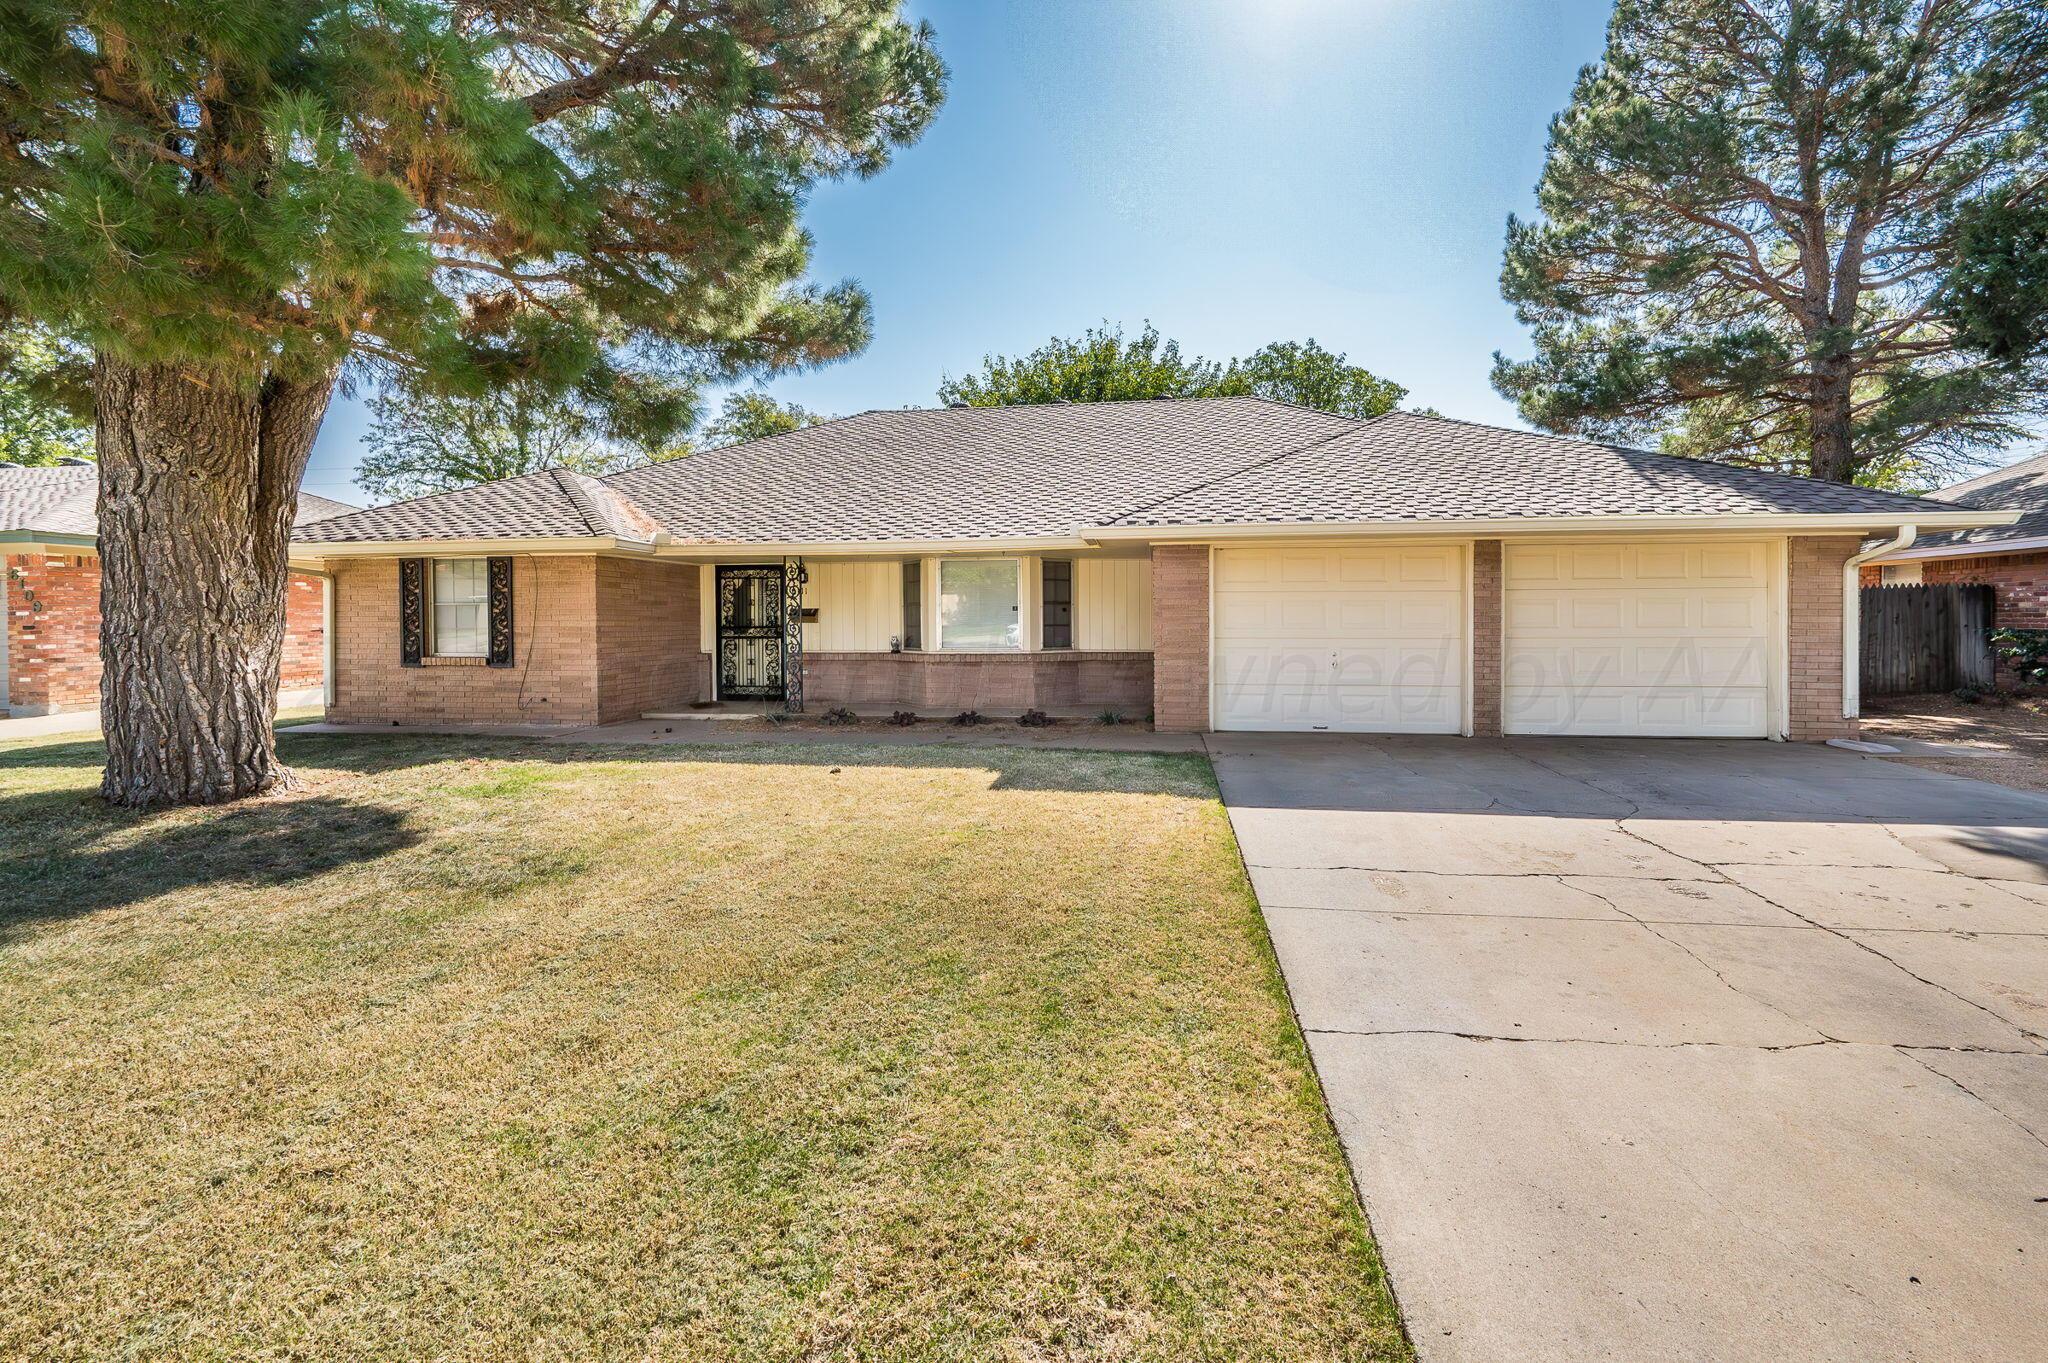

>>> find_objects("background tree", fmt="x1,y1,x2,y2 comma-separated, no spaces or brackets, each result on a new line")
939,324,1405,417
0,2,943,804
356,376,686,502
938,324,1223,406
698,391,831,447
0,325,91,465
1492,0,2048,486
1216,339,1407,418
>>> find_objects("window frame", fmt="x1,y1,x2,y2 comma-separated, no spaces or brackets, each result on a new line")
935,556,1024,653
1040,558,1073,649
899,560,923,650
428,557,491,659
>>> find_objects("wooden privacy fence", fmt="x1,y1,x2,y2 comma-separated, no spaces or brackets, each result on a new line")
1860,583,1995,696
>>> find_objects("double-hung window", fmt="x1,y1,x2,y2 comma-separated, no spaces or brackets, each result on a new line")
431,558,490,657
938,559,1021,651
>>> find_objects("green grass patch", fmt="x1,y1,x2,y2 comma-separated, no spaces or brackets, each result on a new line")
0,730,1406,1361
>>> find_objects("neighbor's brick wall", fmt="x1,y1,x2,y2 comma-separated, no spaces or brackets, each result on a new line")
281,572,326,693
1471,539,1503,738
5,553,100,714
1920,550,2048,630
328,556,602,726
801,651,1152,713
3,553,324,715
1789,536,1860,741
1150,544,1210,732
594,557,700,723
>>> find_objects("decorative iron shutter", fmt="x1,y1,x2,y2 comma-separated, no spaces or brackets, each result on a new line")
486,556,514,667
398,558,426,666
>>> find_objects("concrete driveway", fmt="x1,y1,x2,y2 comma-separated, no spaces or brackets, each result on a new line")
1209,735,2048,1363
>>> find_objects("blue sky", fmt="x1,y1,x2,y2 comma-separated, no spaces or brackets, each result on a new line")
304,0,1618,505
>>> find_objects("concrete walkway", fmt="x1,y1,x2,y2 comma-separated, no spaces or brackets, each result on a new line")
1209,734,2048,1363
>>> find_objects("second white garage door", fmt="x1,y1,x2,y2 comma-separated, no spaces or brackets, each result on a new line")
1503,541,1773,738
1213,544,1465,732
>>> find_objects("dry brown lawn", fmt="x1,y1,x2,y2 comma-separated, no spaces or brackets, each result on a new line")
0,729,1406,1362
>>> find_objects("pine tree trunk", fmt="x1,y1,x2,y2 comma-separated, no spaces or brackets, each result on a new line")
95,356,335,807
1809,366,1858,484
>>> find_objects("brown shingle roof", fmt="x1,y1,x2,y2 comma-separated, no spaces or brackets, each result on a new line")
291,400,1984,549
0,465,356,538
1906,449,2048,551
1110,412,1947,526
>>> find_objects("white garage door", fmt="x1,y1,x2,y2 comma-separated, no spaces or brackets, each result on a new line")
1213,544,1465,733
1504,541,1772,737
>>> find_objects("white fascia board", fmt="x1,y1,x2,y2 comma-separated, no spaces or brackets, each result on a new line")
1077,510,2017,542
287,535,624,561
652,536,1098,559
1869,534,2048,561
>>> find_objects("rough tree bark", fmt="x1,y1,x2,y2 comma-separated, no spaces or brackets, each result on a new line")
95,356,335,807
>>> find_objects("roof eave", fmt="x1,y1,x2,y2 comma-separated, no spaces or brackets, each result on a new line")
288,534,626,562
0,529,96,550
1078,510,2019,541
1873,532,2048,562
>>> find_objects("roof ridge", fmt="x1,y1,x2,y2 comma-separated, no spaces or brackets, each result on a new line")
550,466,612,536
1104,414,1377,525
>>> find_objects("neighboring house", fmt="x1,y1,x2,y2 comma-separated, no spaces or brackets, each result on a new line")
1,461,355,716
289,400,2011,740
1860,452,2048,635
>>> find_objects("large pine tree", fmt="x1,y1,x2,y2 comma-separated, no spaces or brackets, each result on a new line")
0,1,942,804
1493,0,2048,486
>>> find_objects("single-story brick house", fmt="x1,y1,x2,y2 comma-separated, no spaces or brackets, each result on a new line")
1,462,354,716
1859,451,2048,635
289,400,2012,740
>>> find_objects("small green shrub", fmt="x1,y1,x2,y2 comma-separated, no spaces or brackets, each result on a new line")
1991,628,2048,685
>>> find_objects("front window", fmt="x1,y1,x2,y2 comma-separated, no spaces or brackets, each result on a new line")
432,558,489,657
938,559,1021,651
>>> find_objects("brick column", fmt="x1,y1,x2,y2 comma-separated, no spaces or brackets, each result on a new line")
1788,536,1861,742
1150,544,1210,732
1471,539,1503,738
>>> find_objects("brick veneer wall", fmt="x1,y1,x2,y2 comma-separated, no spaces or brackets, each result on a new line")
328,554,700,726
1788,536,1860,741
800,651,1152,712
330,556,600,725
1471,539,1503,738
1150,544,1210,732
4,552,325,715
1920,550,2048,629
594,557,701,722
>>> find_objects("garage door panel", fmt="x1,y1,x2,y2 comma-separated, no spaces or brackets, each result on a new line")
1507,687,1768,738
1216,682,1463,733
1214,545,1465,735
1504,540,1772,738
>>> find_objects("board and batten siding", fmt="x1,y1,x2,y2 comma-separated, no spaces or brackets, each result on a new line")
697,554,1152,653
1075,557,1153,650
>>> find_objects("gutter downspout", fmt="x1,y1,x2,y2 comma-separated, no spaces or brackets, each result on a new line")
1842,525,1915,720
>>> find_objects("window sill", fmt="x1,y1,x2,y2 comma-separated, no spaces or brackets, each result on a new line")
422,654,487,668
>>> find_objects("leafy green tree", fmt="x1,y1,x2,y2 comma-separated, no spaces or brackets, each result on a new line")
699,391,831,447
0,325,91,465
0,2,943,804
938,324,1223,406
357,377,683,502
939,324,1405,417
1217,340,1406,419
1492,0,2048,486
